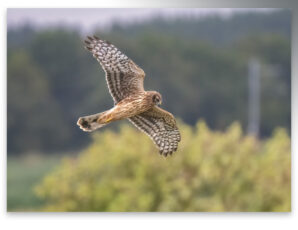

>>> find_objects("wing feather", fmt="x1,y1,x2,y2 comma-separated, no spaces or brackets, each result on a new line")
128,106,181,156
85,36,145,104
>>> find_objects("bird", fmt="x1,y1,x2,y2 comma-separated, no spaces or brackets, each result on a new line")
77,36,181,156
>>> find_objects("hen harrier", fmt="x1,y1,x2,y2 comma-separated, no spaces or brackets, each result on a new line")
77,36,181,156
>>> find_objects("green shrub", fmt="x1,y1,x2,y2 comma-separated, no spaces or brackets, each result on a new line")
35,121,291,211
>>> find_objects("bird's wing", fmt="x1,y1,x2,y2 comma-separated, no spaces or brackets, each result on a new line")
128,106,181,156
85,36,145,104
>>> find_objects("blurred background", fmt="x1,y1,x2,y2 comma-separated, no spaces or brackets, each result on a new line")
7,8,291,211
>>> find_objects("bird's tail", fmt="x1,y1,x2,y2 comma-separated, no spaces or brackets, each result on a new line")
77,111,111,132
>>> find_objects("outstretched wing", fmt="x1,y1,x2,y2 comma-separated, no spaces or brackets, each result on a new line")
85,36,145,104
128,106,181,156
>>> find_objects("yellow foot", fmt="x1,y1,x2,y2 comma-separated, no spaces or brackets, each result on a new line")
105,117,113,123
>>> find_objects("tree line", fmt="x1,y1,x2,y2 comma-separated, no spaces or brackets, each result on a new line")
7,9,291,154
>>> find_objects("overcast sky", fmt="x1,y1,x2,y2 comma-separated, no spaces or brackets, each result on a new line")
7,8,278,32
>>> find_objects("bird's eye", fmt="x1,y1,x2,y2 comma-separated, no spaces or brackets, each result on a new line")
153,95,162,105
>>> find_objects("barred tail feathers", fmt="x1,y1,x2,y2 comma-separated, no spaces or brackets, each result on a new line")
77,111,111,132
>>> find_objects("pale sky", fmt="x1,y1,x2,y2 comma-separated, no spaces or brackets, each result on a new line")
7,8,277,32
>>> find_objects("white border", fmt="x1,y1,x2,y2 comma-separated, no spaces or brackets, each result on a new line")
1,1,298,230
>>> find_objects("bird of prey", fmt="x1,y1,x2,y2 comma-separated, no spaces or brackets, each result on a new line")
77,36,181,156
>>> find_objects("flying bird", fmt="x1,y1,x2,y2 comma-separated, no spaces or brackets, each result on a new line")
77,36,181,156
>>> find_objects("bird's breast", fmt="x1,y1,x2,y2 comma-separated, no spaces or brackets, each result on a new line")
110,95,152,120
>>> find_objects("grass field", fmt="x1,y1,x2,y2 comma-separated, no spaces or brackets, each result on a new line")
7,153,63,211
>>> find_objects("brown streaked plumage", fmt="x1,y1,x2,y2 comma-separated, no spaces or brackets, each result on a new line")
77,36,181,156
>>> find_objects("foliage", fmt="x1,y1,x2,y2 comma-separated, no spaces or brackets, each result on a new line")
7,10,291,154
7,50,71,152
35,121,291,212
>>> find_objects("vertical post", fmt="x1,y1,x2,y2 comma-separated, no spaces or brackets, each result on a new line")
247,58,261,137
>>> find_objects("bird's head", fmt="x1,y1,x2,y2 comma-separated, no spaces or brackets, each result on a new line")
150,91,162,106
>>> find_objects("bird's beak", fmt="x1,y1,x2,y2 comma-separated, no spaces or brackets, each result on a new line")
159,100,162,105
